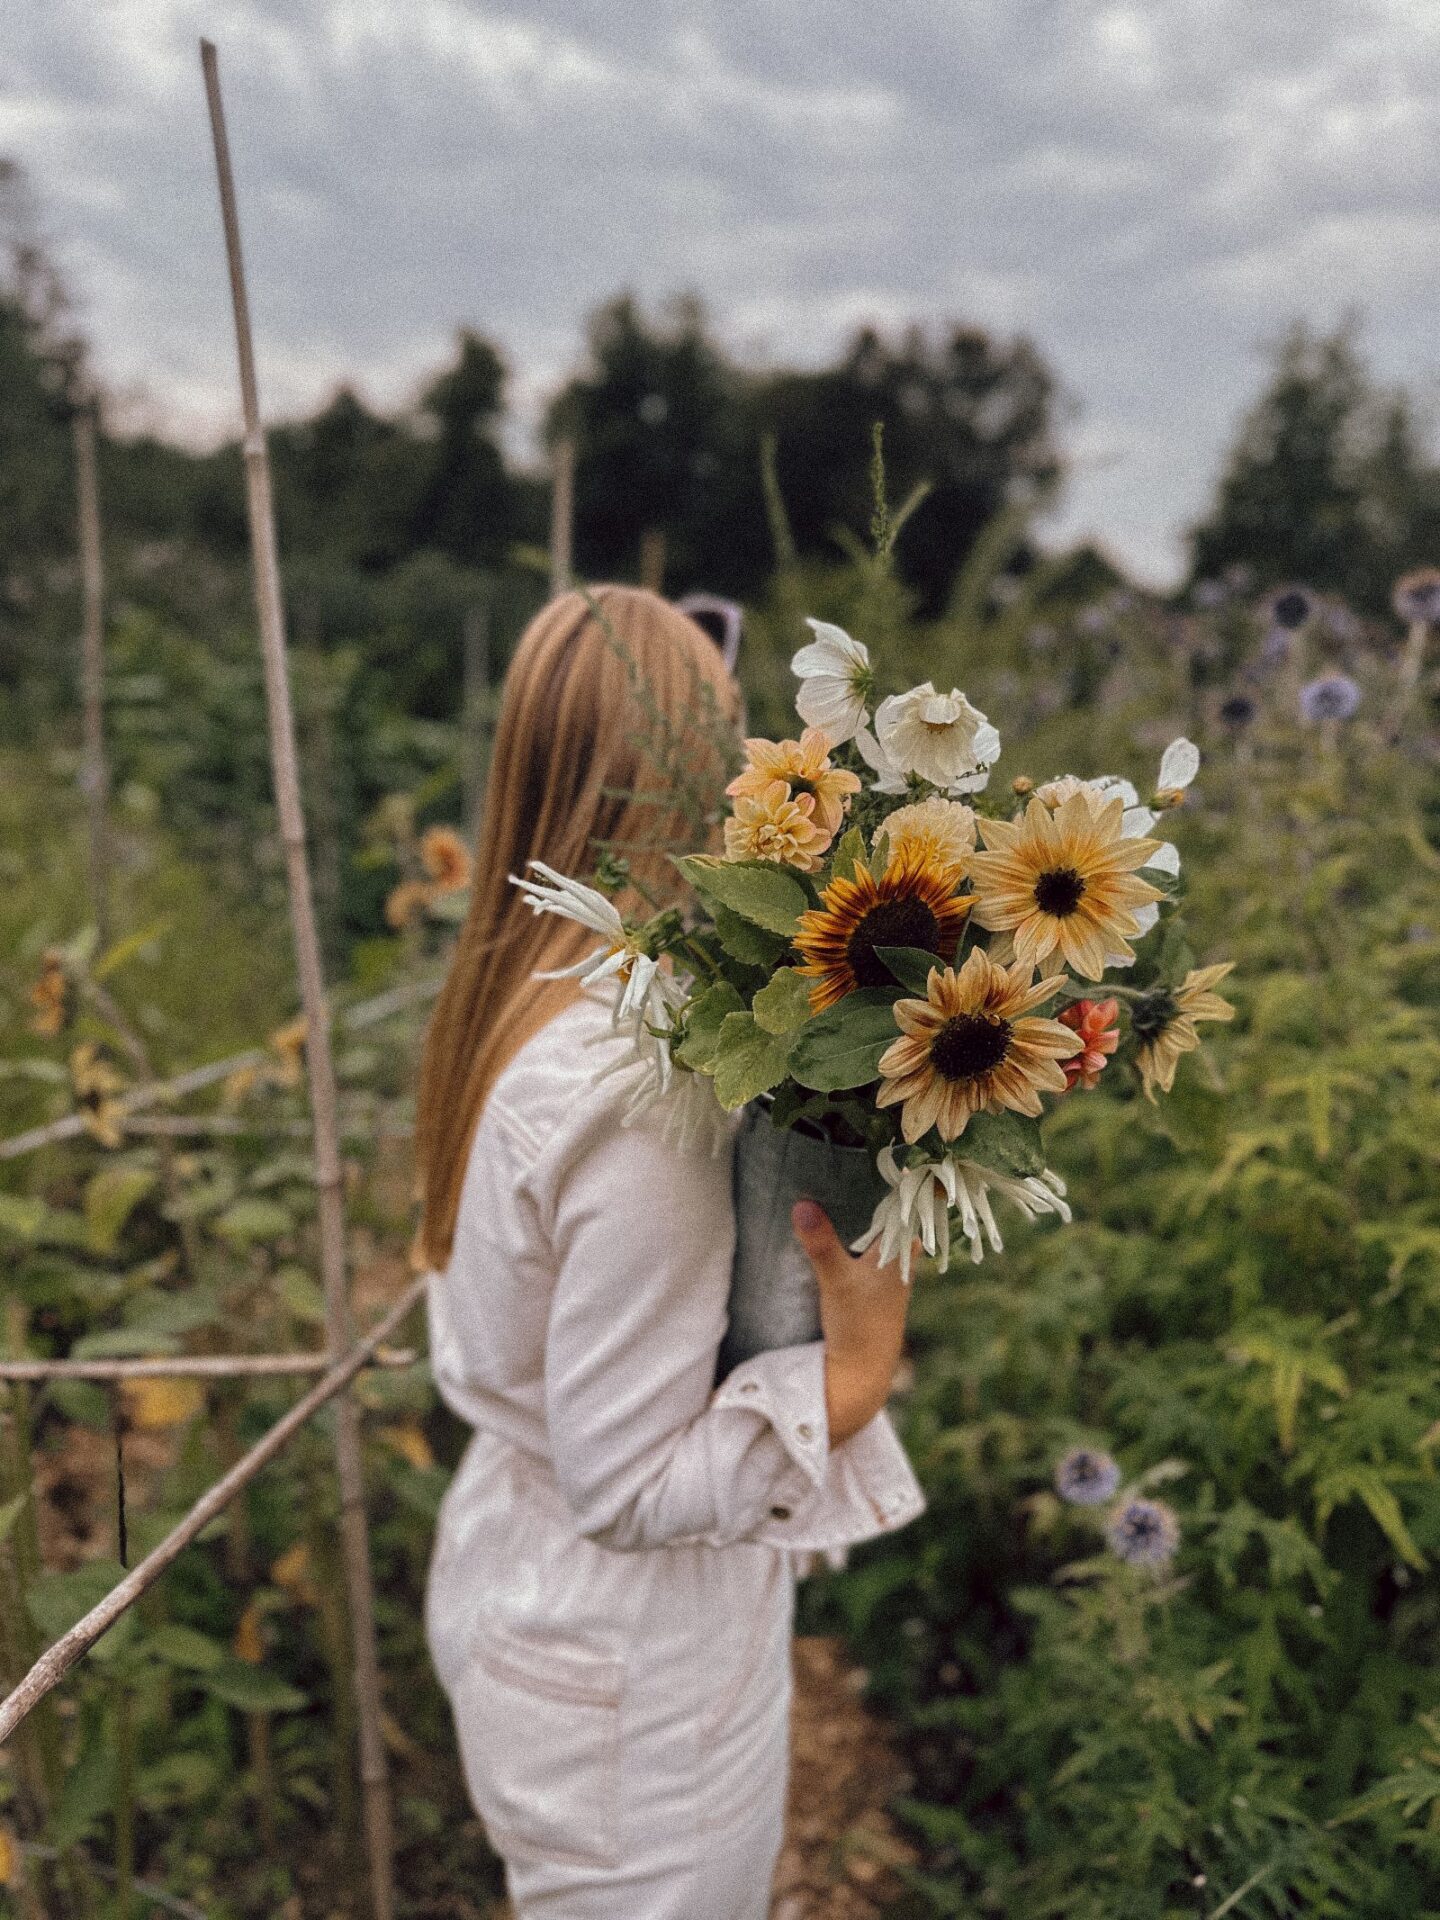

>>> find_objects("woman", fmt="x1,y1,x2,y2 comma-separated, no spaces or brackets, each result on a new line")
417,586,924,1919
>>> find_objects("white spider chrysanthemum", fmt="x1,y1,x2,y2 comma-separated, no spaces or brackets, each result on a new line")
790,620,873,744
512,861,676,1032
851,1145,1071,1283
590,1017,732,1156
873,685,1001,793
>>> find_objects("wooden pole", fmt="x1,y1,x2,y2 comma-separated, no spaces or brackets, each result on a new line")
0,1274,426,1747
73,401,111,949
549,435,575,597
638,525,666,594
0,1349,415,1384
461,598,490,833
198,42,394,1919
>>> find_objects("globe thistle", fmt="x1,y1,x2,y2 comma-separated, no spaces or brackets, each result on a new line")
1267,585,1315,631
1106,1496,1181,1567
1392,567,1440,626
1219,694,1256,728
1055,1446,1121,1507
1299,673,1362,724
1192,579,1227,610
1259,626,1292,666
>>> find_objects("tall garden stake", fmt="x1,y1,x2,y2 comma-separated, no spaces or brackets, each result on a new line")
198,41,395,1920
73,400,110,949
550,434,575,596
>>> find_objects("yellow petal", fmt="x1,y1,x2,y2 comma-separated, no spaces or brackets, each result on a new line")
122,1377,204,1431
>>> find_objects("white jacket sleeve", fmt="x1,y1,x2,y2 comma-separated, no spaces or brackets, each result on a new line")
537,1095,924,1554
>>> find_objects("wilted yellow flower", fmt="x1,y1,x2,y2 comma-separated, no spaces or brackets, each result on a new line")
122,1376,204,1431
419,824,472,893
267,1016,308,1089
1133,963,1236,1100
723,780,831,872
384,879,434,930
70,1042,126,1148
28,950,72,1037
0,1824,16,1889
379,1422,436,1472
233,1598,266,1664
271,1541,320,1607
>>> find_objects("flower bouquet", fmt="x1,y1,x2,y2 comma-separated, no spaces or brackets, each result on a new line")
516,617,1233,1373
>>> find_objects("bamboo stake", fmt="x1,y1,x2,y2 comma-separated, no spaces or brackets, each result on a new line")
73,401,111,950
0,976,440,1162
549,435,575,597
461,598,491,834
0,1273,427,1746
198,42,394,1918
0,1348,415,1384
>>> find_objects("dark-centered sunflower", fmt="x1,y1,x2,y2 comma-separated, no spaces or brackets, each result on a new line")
968,790,1163,980
876,949,1079,1144
795,852,975,1013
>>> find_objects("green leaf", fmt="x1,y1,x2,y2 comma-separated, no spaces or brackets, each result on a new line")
711,1013,794,1109
27,1560,136,1662
84,1166,156,1256
957,1110,1047,1179
0,1193,49,1242
874,946,946,996
788,992,900,1093
71,1326,181,1360
751,969,813,1036
52,1712,117,1845
212,1197,294,1244
274,1264,328,1327
710,905,790,967
202,1659,307,1714
829,826,866,883
148,1623,227,1672
674,856,807,936
675,981,746,1072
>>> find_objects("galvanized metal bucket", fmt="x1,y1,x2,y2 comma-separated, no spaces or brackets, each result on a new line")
717,1104,888,1381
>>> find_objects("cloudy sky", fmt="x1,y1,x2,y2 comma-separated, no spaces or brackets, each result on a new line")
4,0,1439,583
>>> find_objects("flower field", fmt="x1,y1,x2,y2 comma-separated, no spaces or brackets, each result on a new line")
2,533,1438,1919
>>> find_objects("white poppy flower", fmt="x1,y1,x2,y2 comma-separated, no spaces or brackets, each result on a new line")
854,725,909,794
851,1145,1071,1282
791,619,873,744
873,684,1001,792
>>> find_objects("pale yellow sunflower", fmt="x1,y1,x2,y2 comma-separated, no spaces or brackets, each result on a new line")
880,797,976,879
723,779,831,871
876,949,1080,1144
795,852,975,1012
968,791,1163,979
1132,963,1235,1100
726,728,861,836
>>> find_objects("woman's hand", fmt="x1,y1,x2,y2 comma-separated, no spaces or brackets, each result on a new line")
791,1200,911,1447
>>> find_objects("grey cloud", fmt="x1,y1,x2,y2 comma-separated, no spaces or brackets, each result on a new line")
3,0,1439,580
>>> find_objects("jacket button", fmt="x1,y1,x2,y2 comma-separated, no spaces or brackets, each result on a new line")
795,1422,815,1443
769,1504,792,1521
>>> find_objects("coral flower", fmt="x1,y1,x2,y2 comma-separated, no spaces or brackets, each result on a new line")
419,824,472,892
726,727,861,836
880,797,977,879
1132,963,1235,1100
795,853,975,1012
875,949,1080,1145
1057,997,1120,1090
968,791,1163,980
723,779,831,871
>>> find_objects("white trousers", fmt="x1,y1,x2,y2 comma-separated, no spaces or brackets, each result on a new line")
427,1429,794,1918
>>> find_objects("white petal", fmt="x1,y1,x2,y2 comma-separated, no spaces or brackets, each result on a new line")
1121,806,1158,838
1145,841,1181,876
1158,739,1200,790
795,678,867,744
796,619,869,676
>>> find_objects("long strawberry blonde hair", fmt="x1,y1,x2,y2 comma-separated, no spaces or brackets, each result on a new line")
415,586,737,1269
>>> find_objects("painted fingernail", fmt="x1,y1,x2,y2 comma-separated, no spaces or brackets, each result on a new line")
792,1200,825,1231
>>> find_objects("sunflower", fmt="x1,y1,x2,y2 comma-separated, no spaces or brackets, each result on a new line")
794,851,975,1012
723,779,831,871
968,791,1163,979
876,949,1079,1144
726,727,861,836
1131,963,1235,1100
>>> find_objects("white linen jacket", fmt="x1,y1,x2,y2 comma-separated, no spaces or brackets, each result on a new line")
424,989,924,1906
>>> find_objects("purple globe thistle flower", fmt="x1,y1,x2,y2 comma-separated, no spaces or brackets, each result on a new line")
1260,625,1293,665
1220,694,1256,728
1055,1446,1122,1507
1192,579,1227,610
1106,1496,1181,1567
1026,623,1057,653
1300,672,1362,724
1267,585,1315,631
1078,605,1110,635
1393,567,1440,626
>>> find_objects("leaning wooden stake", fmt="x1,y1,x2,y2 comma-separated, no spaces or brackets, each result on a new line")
73,401,111,949
549,435,575,597
198,41,394,1919
0,1275,427,1746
